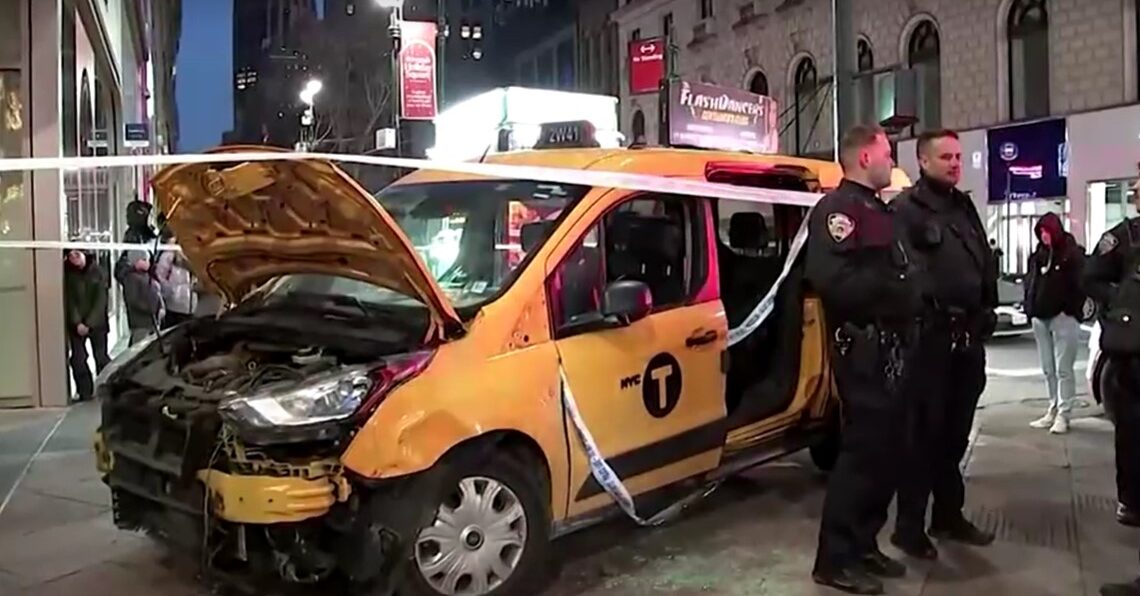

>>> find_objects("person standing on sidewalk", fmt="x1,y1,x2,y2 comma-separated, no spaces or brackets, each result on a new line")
153,229,196,329
1083,189,1140,596
890,129,997,562
1024,212,1086,434
63,249,110,402
808,125,922,595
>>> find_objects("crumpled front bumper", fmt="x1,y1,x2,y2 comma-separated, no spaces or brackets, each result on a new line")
95,429,351,525
197,469,352,524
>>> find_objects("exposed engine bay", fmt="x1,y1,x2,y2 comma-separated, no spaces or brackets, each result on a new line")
97,318,434,593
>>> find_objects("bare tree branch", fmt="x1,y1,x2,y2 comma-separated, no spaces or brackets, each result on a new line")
306,19,397,155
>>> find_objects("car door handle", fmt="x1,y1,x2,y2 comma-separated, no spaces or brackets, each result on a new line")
686,329,718,347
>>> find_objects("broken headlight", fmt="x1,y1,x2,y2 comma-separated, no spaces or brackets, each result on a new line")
219,365,373,430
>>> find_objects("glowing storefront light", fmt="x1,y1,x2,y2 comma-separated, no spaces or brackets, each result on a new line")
427,87,622,161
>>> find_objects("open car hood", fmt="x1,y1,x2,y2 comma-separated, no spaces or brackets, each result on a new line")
150,146,462,340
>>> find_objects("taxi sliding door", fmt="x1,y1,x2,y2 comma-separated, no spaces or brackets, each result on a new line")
544,192,728,518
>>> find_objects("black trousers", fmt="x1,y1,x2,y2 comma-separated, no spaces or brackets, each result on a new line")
67,328,110,401
162,311,192,329
1105,356,1140,511
815,330,910,573
895,326,987,536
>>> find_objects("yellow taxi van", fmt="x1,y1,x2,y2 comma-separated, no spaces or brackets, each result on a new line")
93,136,911,596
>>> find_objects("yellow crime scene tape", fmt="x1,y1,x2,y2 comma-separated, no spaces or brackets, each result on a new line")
0,148,817,526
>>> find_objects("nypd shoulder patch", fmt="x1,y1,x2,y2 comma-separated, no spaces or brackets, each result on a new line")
826,212,855,243
1097,232,1119,255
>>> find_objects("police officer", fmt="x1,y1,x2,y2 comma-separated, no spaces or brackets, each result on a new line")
890,129,997,560
1083,184,1140,596
809,124,924,595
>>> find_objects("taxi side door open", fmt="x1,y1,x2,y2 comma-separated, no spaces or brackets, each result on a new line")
545,191,728,518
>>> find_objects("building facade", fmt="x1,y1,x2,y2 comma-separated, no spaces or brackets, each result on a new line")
0,0,181,408
612,0,1140,273
230,0,318,148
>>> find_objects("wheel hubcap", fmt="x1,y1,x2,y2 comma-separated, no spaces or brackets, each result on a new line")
414,476,528,595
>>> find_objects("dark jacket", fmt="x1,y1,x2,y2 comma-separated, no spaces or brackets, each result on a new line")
121,249,163,330
63,252,109,331
1024,212,1086,320
114,200,157,286
805,179,924,327
893,175,998,333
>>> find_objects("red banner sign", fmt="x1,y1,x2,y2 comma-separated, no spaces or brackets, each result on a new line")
399,21,438,120
628,37,665,95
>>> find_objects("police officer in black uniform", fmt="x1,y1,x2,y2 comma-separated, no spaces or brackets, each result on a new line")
809,124,924,595
1083,183,1140,596
889,129,997,560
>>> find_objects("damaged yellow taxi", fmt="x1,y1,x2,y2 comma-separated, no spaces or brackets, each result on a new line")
94,144,909,595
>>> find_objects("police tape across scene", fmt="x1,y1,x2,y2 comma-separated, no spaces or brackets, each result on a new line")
0,147,817,526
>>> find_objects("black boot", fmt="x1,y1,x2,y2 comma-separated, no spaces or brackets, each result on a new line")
930,518,995,546
1100,578,1140,596
812,566,885,595
861,549,907,578
891,531,939,560
1118,503,1140,528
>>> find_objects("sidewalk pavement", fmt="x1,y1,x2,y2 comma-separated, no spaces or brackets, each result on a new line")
0,388,1134,595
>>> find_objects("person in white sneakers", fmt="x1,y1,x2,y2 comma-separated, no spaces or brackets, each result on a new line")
1024,212,1087,434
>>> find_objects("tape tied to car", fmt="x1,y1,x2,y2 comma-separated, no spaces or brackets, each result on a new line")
558,364,720,526
0,149,819,348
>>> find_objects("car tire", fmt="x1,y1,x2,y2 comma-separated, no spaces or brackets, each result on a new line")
401,447,552,596
810,411,841,472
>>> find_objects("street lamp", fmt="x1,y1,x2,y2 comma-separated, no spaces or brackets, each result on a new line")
298,78,322,151
376,0,405,156
299,78,322,106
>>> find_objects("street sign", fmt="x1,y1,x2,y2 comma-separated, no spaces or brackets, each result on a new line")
376,128,396,150
86,129,109,149
123,123,150,148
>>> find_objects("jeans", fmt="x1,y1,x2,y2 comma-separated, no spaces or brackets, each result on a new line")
1031,314,1080,416
67,328,110,401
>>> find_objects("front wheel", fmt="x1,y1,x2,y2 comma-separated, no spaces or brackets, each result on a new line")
402,450,552,596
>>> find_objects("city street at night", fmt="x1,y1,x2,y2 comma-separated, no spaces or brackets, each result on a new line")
0,334,1133,596
6,0,1140,594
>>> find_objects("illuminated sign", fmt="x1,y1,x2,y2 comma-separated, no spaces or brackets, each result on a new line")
663,80,778,154
987,118,1067,202
534,120,599,149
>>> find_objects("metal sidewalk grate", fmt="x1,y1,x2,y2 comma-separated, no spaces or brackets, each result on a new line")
966,504,1079,552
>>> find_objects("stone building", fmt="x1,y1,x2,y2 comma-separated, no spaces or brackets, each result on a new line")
611,0,1140,270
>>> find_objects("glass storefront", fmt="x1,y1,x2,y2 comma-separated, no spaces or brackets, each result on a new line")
1088,179,1138,249
986,198,1070,276
0,0,35,408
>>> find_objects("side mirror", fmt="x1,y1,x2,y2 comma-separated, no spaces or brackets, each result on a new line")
602,280,653,325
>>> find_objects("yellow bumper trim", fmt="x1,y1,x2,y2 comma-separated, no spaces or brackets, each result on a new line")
196,469,351,524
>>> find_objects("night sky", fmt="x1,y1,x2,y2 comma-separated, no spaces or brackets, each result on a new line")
175,1,326,153
175,0,233,152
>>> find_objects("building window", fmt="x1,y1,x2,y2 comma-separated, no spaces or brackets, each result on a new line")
854,38,875,125
793,57,818,156
700,0,714,20
907,20,941,132
857,38,873,73
632,109,646,143
748,70,768,96
1008,0,1049,120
